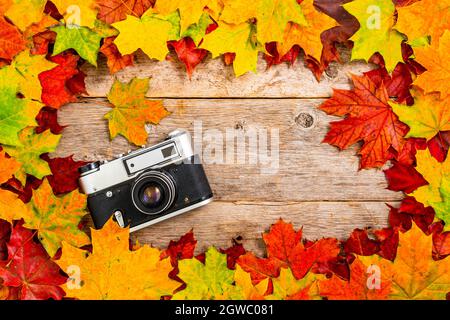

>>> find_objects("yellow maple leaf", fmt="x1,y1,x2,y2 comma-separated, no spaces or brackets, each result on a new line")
51,0,98,28
205,0,224,21
57,218,180,299
396,0,450,44
277,0,338,60
112,12,177,61
227,265,268,300
361,225,450,299
154,0,209,34
0,189,29,224
413,30,450,99
266,267,323,300
200,21,259,77
5,0,47,31
11,51,56,101
391,91,450,140
410,149,450,208
0,151,20,184
105,78,169,146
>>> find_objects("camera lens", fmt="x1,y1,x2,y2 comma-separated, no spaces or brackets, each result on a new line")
139,183,163,208
131,171,176,215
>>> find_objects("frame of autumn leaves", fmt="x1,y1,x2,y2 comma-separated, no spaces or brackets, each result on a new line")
0,0,449,300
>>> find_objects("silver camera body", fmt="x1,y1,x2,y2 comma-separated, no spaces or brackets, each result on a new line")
79,131,213,232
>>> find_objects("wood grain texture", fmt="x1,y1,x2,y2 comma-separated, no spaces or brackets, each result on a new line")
55,99,401,202
57,55,400,254
83,52,373,98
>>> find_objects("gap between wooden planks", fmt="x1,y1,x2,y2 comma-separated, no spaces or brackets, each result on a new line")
54,94,401,255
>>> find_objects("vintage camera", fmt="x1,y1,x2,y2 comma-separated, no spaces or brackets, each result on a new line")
78,131,213,232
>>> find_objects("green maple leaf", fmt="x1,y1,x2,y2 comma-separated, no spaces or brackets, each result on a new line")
52,25,102,66
2,128,61,185
0,71,42,147
200,21,259,77
433,175,450,231
173,247,234,299
344,0,404,72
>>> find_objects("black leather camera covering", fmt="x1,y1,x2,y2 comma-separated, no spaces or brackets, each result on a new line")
87,155,213,229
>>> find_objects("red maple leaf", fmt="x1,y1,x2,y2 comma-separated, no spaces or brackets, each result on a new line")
237,219,340,283
35,107,65,135
384,161,428,193
0,16,26,61
168,38,208,78
0,220,11,261
428,131,450,163
42,155,88,195
320,74,409,169
344,229,380,256
0,223,66,300
220,241,246,270
264,42,300,68
161,229,197,267
39,52,86,109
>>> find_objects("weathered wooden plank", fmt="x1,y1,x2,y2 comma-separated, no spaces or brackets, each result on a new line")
127,200,395,256
83,52,373,98
54,98,401,202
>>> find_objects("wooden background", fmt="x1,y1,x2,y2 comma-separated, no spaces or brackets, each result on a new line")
53,51,402,255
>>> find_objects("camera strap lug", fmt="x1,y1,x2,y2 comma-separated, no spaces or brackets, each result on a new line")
114,211,125,228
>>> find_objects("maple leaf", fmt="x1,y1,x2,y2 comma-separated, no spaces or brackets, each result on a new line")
412,30,450,99
365,62,414,105
36,107,65,135
0,16,25,61
0,190,29,224
364,225,450,299
168,37,208,78
428,132,450,163
51,0,98,28
5,51,57,101
0,223,66,300
39,52,85,109
343,0,404,72
221,0,307,45
200,21,259,77
112,10,180,61
384,161,428,194
21,179,89,257
267,268,323,300
318,257,391,299
100,36,134,74
277,0,338,61
410,149,450,209
43,155,87,195
320,74,408,169
391,91,450,141
395,0,450,44
96,0,154,24
105,78,169,146
432,176,450,231
173,247,234,299
225,265,268,300
161,229,197,267
58,218,179,299
238,220,340,283
0,77,42,147
0,220,10,261
154,0,209,34
2,128,61,185
344,229,380,256
52,25,102,66
0,151,20,185
5,0,47,31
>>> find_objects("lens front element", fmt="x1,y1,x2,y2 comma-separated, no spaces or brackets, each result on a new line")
140,183,163,208
131,171,176,215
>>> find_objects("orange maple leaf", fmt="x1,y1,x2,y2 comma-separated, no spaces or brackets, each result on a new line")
319,74,408,169
413,30,450,99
